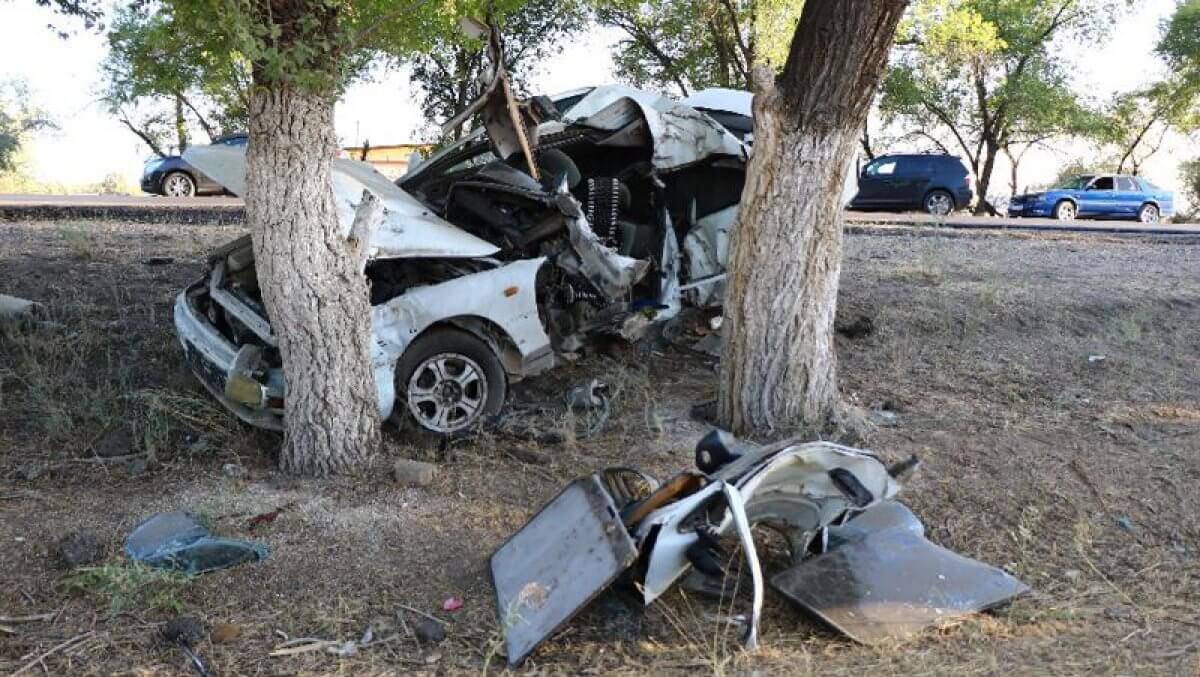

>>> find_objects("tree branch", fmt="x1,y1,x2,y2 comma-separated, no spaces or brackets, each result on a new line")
117,114,166,157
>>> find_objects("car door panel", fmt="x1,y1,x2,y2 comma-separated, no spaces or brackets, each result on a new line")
1078,176,1116,217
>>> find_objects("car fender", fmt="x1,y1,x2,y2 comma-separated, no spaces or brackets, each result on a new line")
369,258,551,419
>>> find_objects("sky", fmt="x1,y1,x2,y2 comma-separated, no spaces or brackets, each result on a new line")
0,0,1190,206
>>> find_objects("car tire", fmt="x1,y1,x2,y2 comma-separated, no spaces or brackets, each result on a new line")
391,327,506,435
923,190,954,216
162,171,196,197
1053,200,1077,221
1137,203,1160,224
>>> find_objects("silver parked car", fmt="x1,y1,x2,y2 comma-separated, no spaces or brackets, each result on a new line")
175,82,750,435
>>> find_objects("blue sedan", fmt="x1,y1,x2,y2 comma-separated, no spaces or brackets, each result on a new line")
1008,174,1175,223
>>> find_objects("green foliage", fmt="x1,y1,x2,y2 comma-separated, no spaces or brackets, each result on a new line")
64,563,191,615
0,80,55,174
103,4,251,141
408,0,587,135
1099,78,1200,173
881,0,1126,205
1179,157,1200,219
151,0,526,95
594,0,802,95
1159,0,1200,85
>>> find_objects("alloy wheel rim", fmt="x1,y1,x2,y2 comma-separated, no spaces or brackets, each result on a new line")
165,174,193,196
406,353,488,433
928,194,952,216
1141,207,1158,223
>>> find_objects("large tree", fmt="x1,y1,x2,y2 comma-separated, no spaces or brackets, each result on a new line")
881,0,1123,213
409,0,585,139
593,0,803,96
101,5,251,156
1101,80,1199,175
1159,0,1200,84
717,0,908,434
0,80,54,173
129,0,512,476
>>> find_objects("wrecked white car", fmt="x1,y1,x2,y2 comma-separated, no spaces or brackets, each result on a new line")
173,81,749,434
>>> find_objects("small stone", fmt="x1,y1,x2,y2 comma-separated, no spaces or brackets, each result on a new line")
1117,516,1134,531
413,617,446,644
161,616,204,645
210,622,242,643
222,463,245,479
57,530,104,568
126,456,148,476
93,426,134,458
392,459,436,487
1063,569,1081,581
869,410,899,427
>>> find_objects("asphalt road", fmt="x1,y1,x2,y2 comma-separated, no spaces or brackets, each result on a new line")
2,193,1198,236
0,193,243,207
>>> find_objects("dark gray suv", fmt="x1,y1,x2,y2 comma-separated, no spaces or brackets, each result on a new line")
849,153,974,215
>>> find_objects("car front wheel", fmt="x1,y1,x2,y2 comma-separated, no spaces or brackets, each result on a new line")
162,171,196,197
924,190,954,216
1053,200,1077,221
392,328,506,435
1137,203,1160,224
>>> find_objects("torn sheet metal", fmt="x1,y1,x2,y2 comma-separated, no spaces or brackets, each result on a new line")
635,441,900,606
183,144,500,260
566,87,746,170
552,203,649,300
771,503,1029,645
490,475,638,667
490,431,1027,664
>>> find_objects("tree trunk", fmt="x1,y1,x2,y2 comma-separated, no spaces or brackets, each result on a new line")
973,141,999,215
717,0,908,435
245,85,381,475
174,95,188,154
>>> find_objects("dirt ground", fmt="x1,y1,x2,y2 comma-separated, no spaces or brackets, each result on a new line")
1,219,1198,675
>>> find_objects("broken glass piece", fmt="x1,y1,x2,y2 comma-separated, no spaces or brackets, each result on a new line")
771,526,1028,645
824,499,925,549
490,475,638,667
125,512,269,575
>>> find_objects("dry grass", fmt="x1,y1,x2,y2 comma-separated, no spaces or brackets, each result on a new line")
1,220,1199,675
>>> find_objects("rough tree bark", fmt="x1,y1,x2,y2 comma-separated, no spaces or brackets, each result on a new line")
245,85,381,475
717,0,908,435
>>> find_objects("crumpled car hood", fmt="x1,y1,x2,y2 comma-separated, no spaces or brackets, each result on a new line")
183,144,500,260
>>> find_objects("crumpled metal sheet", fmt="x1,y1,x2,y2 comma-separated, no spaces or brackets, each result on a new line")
490,475,638,667
771,502,1029,645
635,441,900,607
551,85,748,171
183,144,500,260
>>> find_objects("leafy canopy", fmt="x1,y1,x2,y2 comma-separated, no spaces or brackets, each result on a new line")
0,80,55,173
408,0,586,133
1159,0,1200,85
593,0,803,96
880,0,1124,204
101,3,251,152
147,0,527,94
